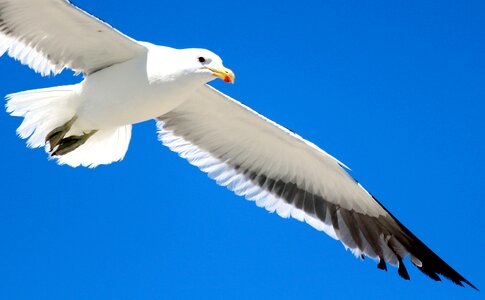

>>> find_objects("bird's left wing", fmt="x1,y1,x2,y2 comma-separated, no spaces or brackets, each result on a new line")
0,0,146,76
156,84,476,289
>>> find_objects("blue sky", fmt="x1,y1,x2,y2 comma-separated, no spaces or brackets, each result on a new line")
0,0,483,299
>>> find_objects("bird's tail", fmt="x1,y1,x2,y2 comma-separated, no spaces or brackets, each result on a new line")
6,85,132,168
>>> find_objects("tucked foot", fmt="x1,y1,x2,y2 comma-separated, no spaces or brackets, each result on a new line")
51,130,98,156
45,116,78,151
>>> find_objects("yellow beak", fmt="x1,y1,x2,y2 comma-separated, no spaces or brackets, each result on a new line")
209,66,235,83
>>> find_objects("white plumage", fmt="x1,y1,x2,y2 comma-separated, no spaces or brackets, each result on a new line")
0,0,476,289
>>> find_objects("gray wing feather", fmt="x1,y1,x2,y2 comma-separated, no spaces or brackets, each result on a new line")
156,85,476,289
0,0,145,75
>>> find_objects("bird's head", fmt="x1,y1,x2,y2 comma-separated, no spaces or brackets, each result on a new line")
181,48,235,84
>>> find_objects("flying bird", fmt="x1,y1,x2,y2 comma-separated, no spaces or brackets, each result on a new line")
0,0,477,290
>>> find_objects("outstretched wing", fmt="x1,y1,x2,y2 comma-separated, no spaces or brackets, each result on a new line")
0,0,145,76
156,85,476,289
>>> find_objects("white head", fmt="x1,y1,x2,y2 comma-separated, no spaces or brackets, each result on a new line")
178,48,235,84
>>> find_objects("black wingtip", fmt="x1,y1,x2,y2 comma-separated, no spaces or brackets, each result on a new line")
377,258,387,271
448,276,479,291
458,278,479,291
449,273,479,291
368,195,478,290
416,261,479,291
397,258,410,280
469,283,479,291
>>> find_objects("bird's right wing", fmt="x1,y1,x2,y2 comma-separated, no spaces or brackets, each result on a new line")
156,84,476,289
0,0,146,76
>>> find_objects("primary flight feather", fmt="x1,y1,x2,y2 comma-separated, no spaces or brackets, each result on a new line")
0,0,477,289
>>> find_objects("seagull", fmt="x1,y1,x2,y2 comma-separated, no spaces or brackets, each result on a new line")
0,0,477,290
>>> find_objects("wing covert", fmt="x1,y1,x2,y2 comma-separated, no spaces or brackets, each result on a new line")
0,0,145,76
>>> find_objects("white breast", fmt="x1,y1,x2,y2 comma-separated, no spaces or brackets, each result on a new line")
75,44,200,130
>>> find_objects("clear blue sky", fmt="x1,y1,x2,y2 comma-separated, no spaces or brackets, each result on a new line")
0,0,483,299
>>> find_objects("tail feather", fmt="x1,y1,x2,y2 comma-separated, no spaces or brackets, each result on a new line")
6,85,77,148
6,85,132,168
55,125,131,168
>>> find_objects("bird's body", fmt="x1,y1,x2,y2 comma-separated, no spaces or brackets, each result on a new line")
75,44,207,129
0,0,477,290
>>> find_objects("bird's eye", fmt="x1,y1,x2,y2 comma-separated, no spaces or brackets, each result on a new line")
198,57,206,63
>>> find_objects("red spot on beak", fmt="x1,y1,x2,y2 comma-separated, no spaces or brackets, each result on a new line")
224,75,232,83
